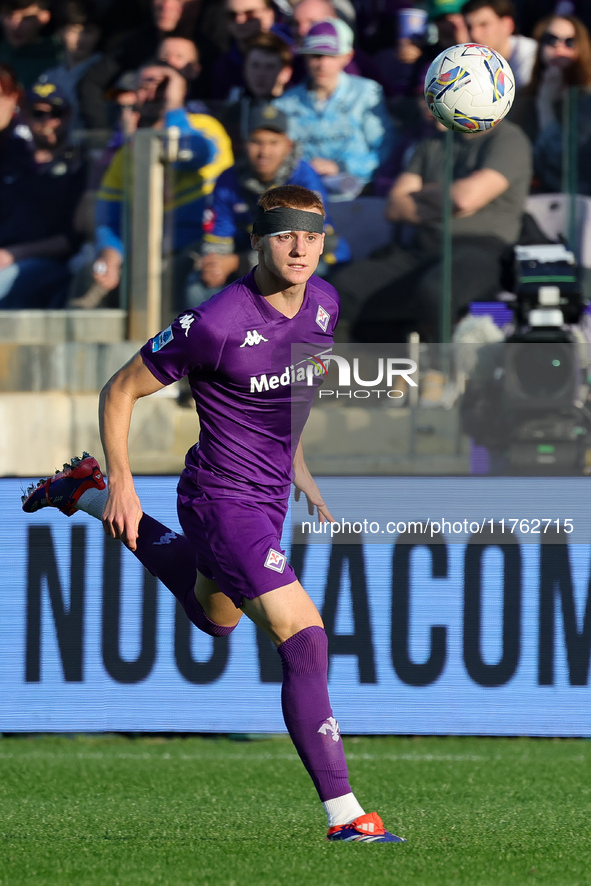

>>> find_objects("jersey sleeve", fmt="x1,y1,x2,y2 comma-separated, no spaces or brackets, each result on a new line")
140,308,226,384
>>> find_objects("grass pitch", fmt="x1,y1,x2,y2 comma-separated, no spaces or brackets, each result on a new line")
1,733,589,886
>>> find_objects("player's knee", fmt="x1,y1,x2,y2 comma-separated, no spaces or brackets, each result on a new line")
277,625,328,676
190,593,240,637
198,617,238,638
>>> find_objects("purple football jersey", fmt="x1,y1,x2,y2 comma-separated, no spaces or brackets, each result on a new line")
140,269,339,501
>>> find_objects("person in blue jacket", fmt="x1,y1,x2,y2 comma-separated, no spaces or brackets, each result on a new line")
93,62,233,307
186,103,350,307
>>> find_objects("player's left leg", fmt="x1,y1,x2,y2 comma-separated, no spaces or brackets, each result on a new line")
241,581,406,843
21,454,240,636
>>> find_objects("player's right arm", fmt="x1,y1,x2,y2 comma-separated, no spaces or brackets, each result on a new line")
99,352,165,551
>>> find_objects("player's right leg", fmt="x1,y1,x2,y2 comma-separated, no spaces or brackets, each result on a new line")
21,453,241,636
242,581,406,844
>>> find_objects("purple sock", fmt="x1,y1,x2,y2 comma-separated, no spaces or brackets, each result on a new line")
278,626,352,802
130,514,236,637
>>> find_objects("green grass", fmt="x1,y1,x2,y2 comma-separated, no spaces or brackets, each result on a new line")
0,734,590,886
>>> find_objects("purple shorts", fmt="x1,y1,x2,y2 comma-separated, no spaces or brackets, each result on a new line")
177,487,297,608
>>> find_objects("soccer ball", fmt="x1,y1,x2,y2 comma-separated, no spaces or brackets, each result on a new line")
424,43,515,133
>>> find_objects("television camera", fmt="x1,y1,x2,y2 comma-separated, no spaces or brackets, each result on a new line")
460,243,591,474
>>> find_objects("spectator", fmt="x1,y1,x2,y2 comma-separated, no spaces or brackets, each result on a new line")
219,32,294,153
0,62,29,189
292,0,334,37
291,0,357,32
375,0,469,100
331,117,532,342
236,30,293,99
523,15,591,194
92,62,233,308
41,0,104,137
427,0,470,43
373,88,442,196
463,0,537,89
516,0,591,40
373,6,428,99
0,61,23,140
186,103,350,305
84,33,206,191
156,35,203,107
0,0,60,88
209,0,289,100
512,14,591,142
290,0,387,87
275,18,396,199
157,34,200,80
0,78,87,308
77,0,227,130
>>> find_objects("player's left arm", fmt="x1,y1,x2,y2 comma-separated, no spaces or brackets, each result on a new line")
292,438,335,524
451,168,510,217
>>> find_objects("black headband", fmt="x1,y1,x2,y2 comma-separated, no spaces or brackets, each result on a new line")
252,206,325,236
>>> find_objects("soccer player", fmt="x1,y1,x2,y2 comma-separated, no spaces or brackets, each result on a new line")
22,184,405,845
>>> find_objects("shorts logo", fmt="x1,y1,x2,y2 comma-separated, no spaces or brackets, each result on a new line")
240,330,268,347
264,548,286,573
151,325,173,352
316,306,330,332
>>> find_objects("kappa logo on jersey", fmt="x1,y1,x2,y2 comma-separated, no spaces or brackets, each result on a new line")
151,325,173,352
264,548,286,573
240,330,268,347
316,305,330,332
318,717,341,742
179,314,195,337
153,531,178,546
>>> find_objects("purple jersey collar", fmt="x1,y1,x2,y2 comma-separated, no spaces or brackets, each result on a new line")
247,268,311,322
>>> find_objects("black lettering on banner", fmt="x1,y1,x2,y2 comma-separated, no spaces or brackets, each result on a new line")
174,603,230,684
322,535,377,683
463,530,521,687
539,538,591,686
25,525,85,682
391,532,447,686
102,536,157,683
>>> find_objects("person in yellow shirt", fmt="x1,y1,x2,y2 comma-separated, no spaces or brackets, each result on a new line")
93,62,233,310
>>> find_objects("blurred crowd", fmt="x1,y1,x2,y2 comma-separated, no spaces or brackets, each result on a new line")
1,0,591,341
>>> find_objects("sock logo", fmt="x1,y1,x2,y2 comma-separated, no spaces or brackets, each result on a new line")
153,531,178,546
318,716,341,742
